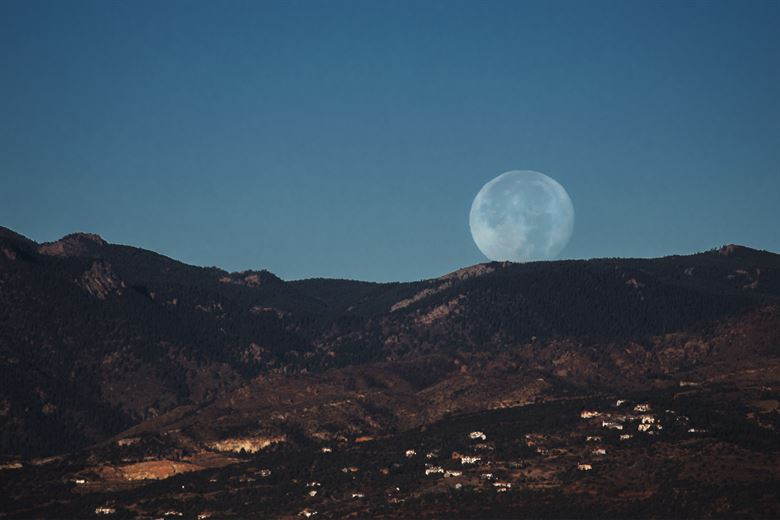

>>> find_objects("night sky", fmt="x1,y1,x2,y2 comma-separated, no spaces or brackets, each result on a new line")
1,0,778,281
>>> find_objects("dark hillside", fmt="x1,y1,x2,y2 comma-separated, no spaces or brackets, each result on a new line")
1,227,778,458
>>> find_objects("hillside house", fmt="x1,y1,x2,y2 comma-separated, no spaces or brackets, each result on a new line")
493,482,512,492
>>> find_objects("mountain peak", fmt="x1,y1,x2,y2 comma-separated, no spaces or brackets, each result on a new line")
0,226,35,245
717,243,748,256
64,232,106,244
39,232,107,257
710,243,778,259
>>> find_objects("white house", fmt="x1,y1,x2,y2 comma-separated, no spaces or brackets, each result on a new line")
602,421,623,430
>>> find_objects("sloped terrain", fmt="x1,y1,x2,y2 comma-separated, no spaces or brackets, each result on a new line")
1,226,779,518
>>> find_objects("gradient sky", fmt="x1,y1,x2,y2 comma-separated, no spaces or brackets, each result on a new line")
1,0,778,281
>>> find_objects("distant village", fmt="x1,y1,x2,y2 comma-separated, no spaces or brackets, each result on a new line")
63,395,712,519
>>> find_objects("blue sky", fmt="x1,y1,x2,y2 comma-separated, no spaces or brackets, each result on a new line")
1,0,778,281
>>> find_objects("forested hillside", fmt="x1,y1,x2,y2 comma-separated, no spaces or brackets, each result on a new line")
1,226,778,457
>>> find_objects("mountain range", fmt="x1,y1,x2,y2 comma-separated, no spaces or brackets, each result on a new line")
1,226,778,518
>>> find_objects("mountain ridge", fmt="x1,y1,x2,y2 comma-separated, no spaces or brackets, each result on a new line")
1,225,779,518
4,225,778,282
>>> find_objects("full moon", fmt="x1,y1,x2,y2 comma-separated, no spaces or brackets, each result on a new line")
469,170,574,262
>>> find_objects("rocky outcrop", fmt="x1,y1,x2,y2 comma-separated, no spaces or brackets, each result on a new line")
80,261,125,299
39,233,106,257
391,282,453,312
391,265,503,312
439,263,505,281
416,295,466,325
209,435,286,454
218,270,282,287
